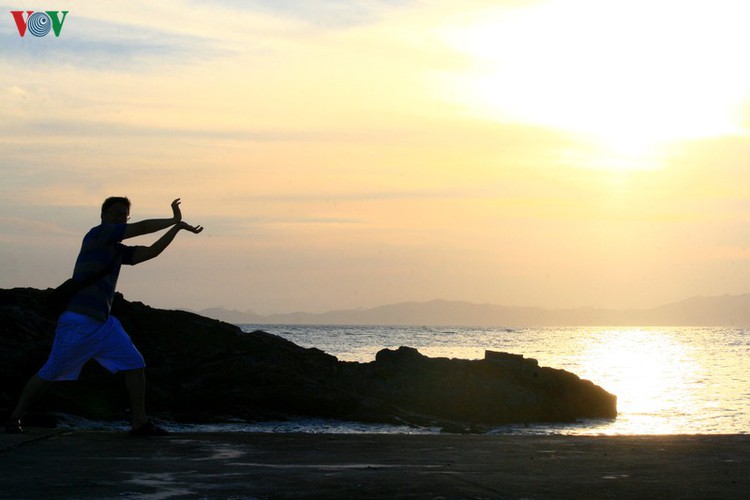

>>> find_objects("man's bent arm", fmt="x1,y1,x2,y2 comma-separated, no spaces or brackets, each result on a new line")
131,222,203,264
123,199,183,239
124,218,177,239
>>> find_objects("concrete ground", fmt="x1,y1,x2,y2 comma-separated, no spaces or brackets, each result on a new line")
1,430,749,499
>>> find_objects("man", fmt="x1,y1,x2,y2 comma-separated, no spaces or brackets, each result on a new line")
6,197,203,436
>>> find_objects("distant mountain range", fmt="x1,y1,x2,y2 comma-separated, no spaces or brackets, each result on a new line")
198,294,750,327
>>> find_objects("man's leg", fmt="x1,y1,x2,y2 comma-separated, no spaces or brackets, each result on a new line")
123,368,167,435
7,374,48,431
123,368,147,430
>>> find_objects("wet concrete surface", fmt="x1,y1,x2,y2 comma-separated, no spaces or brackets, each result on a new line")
1,430,749,499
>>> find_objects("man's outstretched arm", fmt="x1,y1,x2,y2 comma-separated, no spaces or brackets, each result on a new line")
131,221,204,265
123,199,183,239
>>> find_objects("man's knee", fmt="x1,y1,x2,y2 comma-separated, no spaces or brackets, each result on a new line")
122,367,145,378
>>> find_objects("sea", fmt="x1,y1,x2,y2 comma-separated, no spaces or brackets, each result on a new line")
58,325,750,435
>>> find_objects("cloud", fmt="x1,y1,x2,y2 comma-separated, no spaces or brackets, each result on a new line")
0,117,320,141
1,0,413,73
0,215,71,234
188,0,409,28
1,15,223,71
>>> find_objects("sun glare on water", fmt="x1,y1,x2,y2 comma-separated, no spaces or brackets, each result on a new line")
438,0,750,170
579,329,702,434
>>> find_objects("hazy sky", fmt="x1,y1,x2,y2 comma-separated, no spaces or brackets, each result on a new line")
4,0,750,314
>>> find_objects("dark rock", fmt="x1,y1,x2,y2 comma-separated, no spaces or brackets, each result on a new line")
0,288,617,431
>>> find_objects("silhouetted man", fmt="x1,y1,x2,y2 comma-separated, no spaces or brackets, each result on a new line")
6,197,203,435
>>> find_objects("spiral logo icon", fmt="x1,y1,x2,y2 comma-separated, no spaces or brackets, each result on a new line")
10,10,69,38
27,12,52,37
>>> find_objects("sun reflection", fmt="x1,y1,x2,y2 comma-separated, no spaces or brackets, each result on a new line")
578,329,701,434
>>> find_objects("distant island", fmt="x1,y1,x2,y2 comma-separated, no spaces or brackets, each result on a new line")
199,294,750,327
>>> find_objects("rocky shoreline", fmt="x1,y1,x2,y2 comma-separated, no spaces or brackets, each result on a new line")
1,288,616,432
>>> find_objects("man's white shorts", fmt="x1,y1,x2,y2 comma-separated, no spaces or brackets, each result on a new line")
37,311,145,381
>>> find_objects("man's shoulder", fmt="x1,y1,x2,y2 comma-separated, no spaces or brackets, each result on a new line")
84,223,127,243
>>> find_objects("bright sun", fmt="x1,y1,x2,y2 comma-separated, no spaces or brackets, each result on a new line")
438,0,750,170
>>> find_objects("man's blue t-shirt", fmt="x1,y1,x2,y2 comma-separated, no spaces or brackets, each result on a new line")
65,223,136,322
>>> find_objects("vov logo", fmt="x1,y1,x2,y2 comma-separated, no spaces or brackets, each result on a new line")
10,10,69,37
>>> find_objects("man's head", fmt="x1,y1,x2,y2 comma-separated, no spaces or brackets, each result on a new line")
101,196,131,224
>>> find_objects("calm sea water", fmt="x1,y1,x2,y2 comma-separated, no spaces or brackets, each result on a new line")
235,324,750,435
57,325,749,435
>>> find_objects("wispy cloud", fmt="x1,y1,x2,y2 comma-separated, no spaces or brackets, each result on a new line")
0,117,326,141
188,0,409,28
1,0,410,71
1,16,223,71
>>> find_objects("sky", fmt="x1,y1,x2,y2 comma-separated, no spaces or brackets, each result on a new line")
4,0,750,315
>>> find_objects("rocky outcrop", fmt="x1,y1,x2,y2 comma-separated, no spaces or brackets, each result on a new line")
1,288,616,432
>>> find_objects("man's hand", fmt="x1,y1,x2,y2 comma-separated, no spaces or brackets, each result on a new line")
171,198,183,222
178,221,204,234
